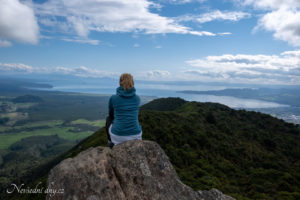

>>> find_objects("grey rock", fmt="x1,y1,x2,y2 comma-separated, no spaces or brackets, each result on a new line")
46,140,235,200
198,188,236,200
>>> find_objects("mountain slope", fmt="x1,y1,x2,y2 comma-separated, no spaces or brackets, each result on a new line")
5,98,300,200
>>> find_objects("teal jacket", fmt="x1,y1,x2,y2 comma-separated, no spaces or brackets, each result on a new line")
109,86,142,136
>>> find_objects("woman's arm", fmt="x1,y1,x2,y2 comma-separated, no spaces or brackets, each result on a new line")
108,97,114,119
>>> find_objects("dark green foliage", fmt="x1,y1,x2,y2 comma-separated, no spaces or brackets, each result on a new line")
140,97,186,111
139,99,300,199
0,136,75,200
12,95,43,103
9,135,70,157
0,118,9,125
3,98,300,200
23,92,110,121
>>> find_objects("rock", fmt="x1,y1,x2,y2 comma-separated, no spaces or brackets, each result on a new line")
46,140,235,200
198,188,236,200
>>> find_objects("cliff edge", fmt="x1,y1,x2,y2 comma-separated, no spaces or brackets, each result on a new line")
46,140,234,200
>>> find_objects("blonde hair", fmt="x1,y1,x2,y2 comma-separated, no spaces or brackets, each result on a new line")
119,73,134,90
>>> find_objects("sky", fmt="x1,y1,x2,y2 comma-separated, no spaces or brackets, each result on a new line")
1,0,300,85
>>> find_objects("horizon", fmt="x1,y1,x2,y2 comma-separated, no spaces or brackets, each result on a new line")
0,0,300,86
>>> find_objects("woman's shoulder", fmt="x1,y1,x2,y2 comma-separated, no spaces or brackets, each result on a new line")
109,94,118,101
133,94,141,104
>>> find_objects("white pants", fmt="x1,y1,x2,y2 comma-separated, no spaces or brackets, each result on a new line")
109,124,142,145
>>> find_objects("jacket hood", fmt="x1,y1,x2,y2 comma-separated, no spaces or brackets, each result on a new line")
116,86,136,97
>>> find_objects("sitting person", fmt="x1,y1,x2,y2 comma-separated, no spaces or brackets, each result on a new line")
105,73,142,147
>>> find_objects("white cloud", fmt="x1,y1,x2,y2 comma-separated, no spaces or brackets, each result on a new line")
158,0,206,4
62,37,100,45
185,50,300,84
138,70,171,80
189,31,216,36
0,63,118,78
0,63,34,72
0,40,12,47
218,32,232,35
196,10,251,23
133,43,140,48
256,8,300,46
237,0,300,46
0,0,39,44
241,0,300,10
0,62,175,81
176,10,251,23
34,0,215,38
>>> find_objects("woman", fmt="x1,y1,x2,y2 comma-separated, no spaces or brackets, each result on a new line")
105,73,142,147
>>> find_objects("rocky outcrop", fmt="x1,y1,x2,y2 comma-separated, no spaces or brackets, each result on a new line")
46,140,235,200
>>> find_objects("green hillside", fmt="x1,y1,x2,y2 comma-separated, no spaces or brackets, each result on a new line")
4,98,300,200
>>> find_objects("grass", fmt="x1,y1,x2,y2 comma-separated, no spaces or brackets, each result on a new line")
0,112,18,118
0,120,63,133
0,127,94,149
70,119,105,127
16,120,64,128
15,102,37,109
0,119,104,149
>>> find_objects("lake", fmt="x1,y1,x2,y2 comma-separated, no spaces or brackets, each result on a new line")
41,82,289,109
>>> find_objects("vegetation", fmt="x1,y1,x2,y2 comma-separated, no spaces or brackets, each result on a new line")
12,95,43,103
0,127,94,149
0,118,9,125
3,97,299,200
140,99,300,199
70,119,105,127
140,97,186,111
0,135,75,195
0,84,156,200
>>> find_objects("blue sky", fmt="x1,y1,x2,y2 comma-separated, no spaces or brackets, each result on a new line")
1,0,300,85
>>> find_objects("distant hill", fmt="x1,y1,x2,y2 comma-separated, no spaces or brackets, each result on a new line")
179,88,300,107
0,78,52,94
4,98,300,200
12,95,43,103
140,97,187,111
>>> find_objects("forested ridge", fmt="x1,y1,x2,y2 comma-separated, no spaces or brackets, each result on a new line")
4,98,300,200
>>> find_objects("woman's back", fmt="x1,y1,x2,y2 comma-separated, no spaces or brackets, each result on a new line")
109,86,142,136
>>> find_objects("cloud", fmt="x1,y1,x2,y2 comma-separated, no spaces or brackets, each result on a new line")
33,0,215,38
176,10,251,23
69,66,118,78
0,63,34,72
185,50,300,84
0,63,118,78
218,32,232,35
256,8,300,46
236,0,300,46
138,70,171,80
0,62,174,81
0,0,39,44
0,40,12,47
133,43,140,48
189,31,216,36
62,37,100,45
158,0,206,4
240,0,300,10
